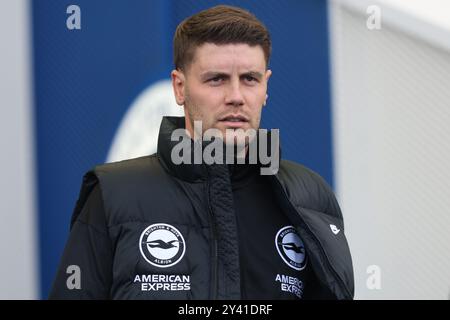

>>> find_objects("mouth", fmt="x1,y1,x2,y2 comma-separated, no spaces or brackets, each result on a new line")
218,114,249,128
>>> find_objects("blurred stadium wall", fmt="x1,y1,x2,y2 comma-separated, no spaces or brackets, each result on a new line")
330,0,450,299
1,0,449,299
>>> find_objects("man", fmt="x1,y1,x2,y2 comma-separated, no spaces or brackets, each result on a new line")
50,5,354,300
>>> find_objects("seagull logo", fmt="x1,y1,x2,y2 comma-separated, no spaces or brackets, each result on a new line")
139,223,186,268
275,226,307,271
280,242,305,254
144,239,180,249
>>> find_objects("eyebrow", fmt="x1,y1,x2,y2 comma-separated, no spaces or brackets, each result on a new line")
200,71,264,81
242,71,264,80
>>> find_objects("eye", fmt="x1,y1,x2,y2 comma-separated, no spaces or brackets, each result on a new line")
243,75,258,84
207,76,225,85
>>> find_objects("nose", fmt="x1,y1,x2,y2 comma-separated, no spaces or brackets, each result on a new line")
224,79,244,107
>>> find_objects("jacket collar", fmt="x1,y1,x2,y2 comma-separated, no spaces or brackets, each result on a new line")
157,116,280,182
157,116,207,182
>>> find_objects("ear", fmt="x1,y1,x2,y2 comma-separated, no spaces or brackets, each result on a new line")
263,70,272,106
265,69,272,82
171,69,186,106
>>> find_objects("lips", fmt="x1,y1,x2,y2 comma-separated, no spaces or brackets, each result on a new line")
218,114,249,128
219,114,249,122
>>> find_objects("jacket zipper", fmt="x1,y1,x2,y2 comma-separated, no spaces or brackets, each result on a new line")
206,172,219,300
274,177,352,299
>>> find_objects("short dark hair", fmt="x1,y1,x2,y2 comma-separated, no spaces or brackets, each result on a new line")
173,5,271,71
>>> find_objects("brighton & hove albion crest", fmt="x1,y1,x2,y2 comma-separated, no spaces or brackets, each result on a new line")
139,223,186,268
275,226,307,271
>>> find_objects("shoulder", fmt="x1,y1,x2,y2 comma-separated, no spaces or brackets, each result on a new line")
277,159,343,220
89,153,172,198
278,160,330,191
86,153,175,188
79,154,164,200
93,154,161,179
71,154,171,225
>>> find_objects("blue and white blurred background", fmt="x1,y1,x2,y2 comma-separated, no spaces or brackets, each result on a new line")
1,0,449,299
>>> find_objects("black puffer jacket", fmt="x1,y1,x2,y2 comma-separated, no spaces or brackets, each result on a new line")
50,116,354,299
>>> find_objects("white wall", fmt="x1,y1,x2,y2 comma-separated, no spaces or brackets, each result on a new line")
0,0,38,299
330,0,450,299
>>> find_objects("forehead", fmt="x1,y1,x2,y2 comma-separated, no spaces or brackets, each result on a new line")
189,43,266,73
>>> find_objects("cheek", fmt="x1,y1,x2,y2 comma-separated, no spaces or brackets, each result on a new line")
190,87,224,111
245,88,266,109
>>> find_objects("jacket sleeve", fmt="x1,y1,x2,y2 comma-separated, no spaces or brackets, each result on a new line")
48,184,113,299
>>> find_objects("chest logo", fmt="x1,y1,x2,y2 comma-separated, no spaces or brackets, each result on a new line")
139,223,186,268
275,226,307,271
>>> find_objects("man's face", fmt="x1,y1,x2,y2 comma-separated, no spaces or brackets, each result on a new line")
172,43,271,142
